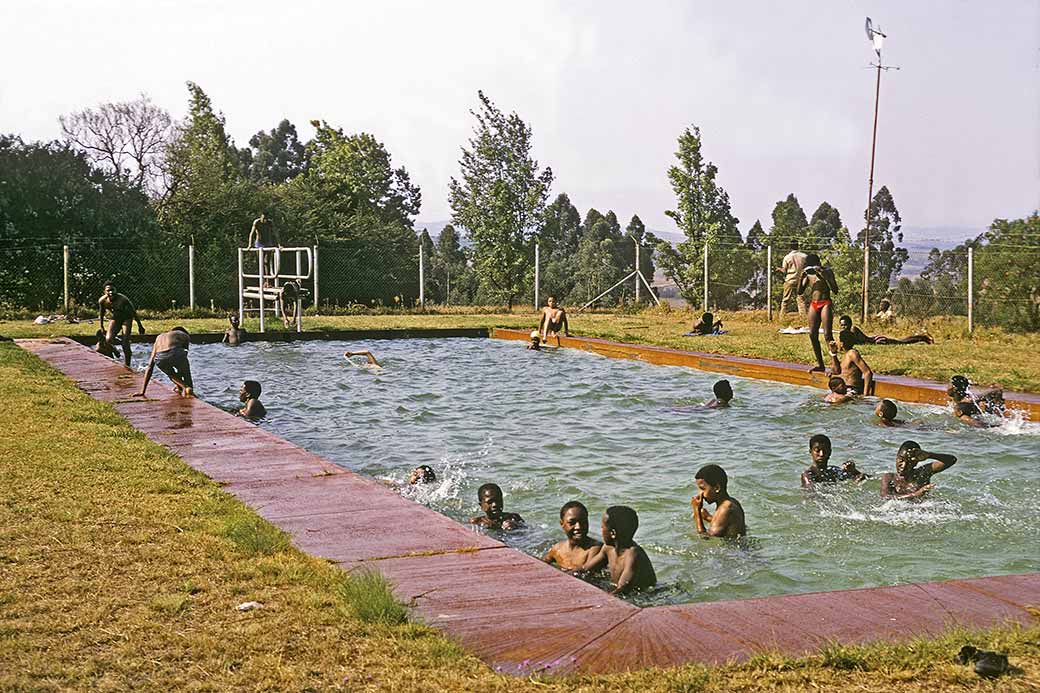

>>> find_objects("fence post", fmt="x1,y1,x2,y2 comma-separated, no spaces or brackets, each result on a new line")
702,242,709,312
312,245,320,314
766,245,773,321
188,244,195,312
237,247,244,324
446,264,451,307
534,242,540,309
967,246,974,333
418,241,425,308
635,240,641,303
63,245,70,313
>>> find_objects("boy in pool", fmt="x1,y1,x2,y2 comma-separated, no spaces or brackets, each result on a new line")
691,464,747,537
824,376,855,404
881,441,957,500
470,483,524,530
953,401,992,428
527,330,542,350
238,380,266,418
583,506,656,595
134,327,193,397
829,330,875,396
94,329,122,360
344,349,381,367
705,379,733,408
543,501,602,571
875,399,905,426
949,375,1005,415
409,465,436,485
801,434,867,488
222,313,247,346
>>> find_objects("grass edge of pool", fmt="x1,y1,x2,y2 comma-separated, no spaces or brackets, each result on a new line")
2,341,1038,692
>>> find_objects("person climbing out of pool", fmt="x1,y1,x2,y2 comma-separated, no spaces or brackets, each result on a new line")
705,379,733,408
691,464,747,538
134,327,193,398
837,314,933,346
824,376,855,404
238,380,266,419
542,500,603,572
470,483,524,530
344,349,381,367
797,253,838,373
408,465,436,485
948,375,1005,416
688,312,724,336
875,399,905,426
222,313,246,346
801,434,867,488
880,441,957,500
527,330,542,350
582,505,656,595
538,296,570,344
829,330,875,396
94,329,122,361
98,281,145,367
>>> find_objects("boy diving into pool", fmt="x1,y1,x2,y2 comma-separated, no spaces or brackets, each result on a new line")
543,501,602,571
583,505,656,595
470,483,524,530
692,464,747,538
801,434,867,488
880,441,957,500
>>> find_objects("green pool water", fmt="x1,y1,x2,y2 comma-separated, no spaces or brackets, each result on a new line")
155,338,1040,606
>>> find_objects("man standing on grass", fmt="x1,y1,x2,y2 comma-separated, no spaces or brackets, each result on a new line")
776,240,807,324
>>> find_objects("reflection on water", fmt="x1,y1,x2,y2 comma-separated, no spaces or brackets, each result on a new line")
135,338,1040,605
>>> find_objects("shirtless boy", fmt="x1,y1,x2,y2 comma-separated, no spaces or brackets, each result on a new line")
134,327,193,397
542,501,602,571
238,380,266,418
691,464,747,538
706,379,733,408
830,330,874,396
248,211,281,279
875,399,905,426
583,506,656,595
222,313,246,346
948,375,1005,416
837,314,933,346
797,254,838,373
94,329,121,360
98,282,144,367
409,465,436,485
953,401,992,428
470,483,524,530
538,296,570,343
880,441,957,500
344,349,381,367
824,376,855,404
801,434,867,488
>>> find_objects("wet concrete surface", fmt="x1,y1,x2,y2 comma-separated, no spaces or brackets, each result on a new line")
16,337,1039,675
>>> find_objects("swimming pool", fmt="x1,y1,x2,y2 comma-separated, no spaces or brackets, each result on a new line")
136,337,1040,606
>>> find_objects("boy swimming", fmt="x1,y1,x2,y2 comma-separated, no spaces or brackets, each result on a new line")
875,399,905,426
583,506,656,595
880,441,957,500
705,379,733,408
824,376,855,404
542,501,602,571
691,464,747,537
409,465,437,485
801,434,867,488
470,483,524,530
238,380,266,419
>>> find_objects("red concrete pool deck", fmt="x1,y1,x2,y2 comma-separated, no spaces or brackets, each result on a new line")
493,328,1040,420
15,337,1040,676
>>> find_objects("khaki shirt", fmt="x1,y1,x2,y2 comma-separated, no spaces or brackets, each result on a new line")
782,251,808,284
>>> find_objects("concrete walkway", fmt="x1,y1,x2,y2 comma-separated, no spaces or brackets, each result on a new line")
16,337,1039,675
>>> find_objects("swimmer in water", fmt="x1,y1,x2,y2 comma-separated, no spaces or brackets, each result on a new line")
691,464,747,538
222,313,246,346
538,296,570,344
948,375,1005,416
408,465,436,485
829,330,875,396
705,379,733,408
824,376,855,404
875,399,905,426
542,501,602,572
880,441,956,500
470,483,524,530
238,380,266,419
801,434,867,488
953,401,993,428
344,349,381,367
583,505,656,595
94,329,122,361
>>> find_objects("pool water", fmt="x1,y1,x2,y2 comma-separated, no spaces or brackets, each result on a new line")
136,338,1040,606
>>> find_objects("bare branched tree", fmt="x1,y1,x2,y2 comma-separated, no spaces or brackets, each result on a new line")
60,94,173,197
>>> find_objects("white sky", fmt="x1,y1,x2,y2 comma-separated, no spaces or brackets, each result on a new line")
2,1,1038,239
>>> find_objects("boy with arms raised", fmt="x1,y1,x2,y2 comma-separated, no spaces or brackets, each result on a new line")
583,506,656,595
470,483,524,530
543,501,602,571
881,441,957,500
801,434,867,488
691,464,747,538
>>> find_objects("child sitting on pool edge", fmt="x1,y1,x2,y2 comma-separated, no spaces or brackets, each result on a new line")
583,506,656,595
470,483,524,530
543,500,602,571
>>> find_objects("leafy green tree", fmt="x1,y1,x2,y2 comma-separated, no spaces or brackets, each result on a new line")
858,185,908,302
625,214,656,294
238,119,308,184
807,201,843,249
654,126,740,307
769,194,808,247
448,91,553,307
973,213,1040,329
570,214,626,306
745,220,766,251
539,193,581,301
433,224,475,304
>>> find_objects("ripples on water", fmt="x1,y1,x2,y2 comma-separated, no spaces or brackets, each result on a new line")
136,338,1040,606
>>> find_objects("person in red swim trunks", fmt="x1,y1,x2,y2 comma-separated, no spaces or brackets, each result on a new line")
798,253,839,373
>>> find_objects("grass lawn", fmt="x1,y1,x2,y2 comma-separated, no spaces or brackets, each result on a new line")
3,307,1038,392
1,341,1039,690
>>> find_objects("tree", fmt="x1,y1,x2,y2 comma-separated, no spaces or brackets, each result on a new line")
59,94,172,197
807,201,843,248
626,214,656,289
745,219,766,251
570,213,626,306
769,194,808,248
654,126,740,307
538,193,581,301
449,91,553,308
238,119,308,184
858,185,908,300
972,213,1040,329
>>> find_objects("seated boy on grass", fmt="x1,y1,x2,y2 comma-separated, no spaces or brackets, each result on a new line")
470,483,524,530
543,500,602,571
583,505,656,595
800,434,867,488
691,464,747,537
238,380,266,419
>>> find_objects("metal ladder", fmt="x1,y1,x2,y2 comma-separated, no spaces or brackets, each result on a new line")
237,246,313,333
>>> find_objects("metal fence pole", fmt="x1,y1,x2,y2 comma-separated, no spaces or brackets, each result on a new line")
188,244,195,312
258,249,266,333
446,264,451,307
967,246,974,333
63,245,70,313
534,242,540,309
635,240,641,303
312,245,320,313
702,242,709,312
766,245,773,321
237,248,244,324
418,241,425,308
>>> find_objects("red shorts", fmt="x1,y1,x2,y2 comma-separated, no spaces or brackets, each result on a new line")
810,299,832,312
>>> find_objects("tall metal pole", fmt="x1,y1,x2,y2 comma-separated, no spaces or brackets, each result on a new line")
862,61,882,323
418,241,425,308
534,242,540,309
634,239,641,303
188,244,196,312
63,245,70,313
766,245,773,321
967,246,974,333
237,248,244,324
312,244,320,313
702,242,709,312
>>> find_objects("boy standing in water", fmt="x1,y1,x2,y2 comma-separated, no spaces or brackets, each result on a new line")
584,506,656,595
797,254,838,373
98,281,145,367
692,464,747,537
470,483,524,530
705,379,733,408
824,376,855,404
238,380,266,418
801,434,867,488
543,501,602,571
875,399,905,426
222,313,246,346
880,441,957,500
